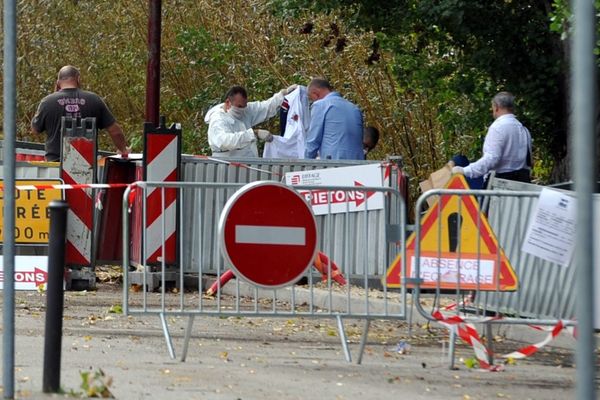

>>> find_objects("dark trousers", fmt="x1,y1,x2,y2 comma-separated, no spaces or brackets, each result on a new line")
484,168,531,188
494,168,531,183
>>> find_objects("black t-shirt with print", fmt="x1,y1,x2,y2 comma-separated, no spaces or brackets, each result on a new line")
31,88,116,161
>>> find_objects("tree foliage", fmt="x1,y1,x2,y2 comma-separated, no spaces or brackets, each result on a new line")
1,0,578,202
270,0,570,180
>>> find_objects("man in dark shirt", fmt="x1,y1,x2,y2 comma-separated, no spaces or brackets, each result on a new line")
31,65,129,161
363,126,379,159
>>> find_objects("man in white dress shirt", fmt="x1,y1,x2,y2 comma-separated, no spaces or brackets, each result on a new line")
452,91,532,184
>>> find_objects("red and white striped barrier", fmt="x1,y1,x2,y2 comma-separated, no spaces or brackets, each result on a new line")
145,134,178,263
61,132,96,267
131,121,181,266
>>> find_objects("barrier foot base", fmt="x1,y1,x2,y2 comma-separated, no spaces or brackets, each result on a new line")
356,319,370,365
65,267,96,291
181,315,195,362
336,315,352,363
407,292,414,337
130,271,178,292
160,313,176,360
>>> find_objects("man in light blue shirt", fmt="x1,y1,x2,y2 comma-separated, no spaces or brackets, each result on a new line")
304,78,364,160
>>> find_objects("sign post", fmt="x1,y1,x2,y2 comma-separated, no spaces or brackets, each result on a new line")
219,181,318,289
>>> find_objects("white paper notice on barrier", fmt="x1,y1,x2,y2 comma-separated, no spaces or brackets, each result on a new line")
285,164,384,215
0,256,48,290
521,188,576,267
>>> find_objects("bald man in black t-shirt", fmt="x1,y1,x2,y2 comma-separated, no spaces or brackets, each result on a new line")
31,65,129,161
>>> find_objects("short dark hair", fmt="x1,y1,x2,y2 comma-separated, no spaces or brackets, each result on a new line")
363,126,379,150
58,65,80,81
225,85,248,101
492,91,515,112
308,78,332,90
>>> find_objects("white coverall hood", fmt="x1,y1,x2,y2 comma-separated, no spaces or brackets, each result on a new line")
203,103,223,124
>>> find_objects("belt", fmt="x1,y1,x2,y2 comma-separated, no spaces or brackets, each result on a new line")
494,168,531,183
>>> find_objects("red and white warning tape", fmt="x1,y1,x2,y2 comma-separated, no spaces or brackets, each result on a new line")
6,183,133,191
432,309,572,370
432,310,502,371
501,321,567,359
7,159,402,191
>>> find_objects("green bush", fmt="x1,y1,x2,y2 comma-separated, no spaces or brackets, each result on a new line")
7,0,513,201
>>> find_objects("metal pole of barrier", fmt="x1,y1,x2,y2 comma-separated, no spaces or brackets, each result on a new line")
448,328,457,370
122,185,131,315
42,201,70,393
3,0,17,398
572,0,597,399
485,323,494,366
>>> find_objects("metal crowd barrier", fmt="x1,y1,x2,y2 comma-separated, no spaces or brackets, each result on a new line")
122,181,407,363
484,178,591,321
411,185,577,368
179,156,407,278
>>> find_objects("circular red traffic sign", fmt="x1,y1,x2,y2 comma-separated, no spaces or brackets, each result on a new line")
219,181,318,289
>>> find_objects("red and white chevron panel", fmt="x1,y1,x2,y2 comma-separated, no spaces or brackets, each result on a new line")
62,137,94,266
144,134,178,264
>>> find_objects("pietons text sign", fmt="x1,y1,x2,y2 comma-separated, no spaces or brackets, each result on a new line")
0,256,48,290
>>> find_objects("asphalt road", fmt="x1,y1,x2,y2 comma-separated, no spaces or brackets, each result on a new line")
0,281,585,399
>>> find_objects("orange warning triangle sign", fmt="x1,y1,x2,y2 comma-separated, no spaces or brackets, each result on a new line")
385,174,518,291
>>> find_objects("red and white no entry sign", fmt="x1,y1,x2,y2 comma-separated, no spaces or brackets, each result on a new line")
219,181,318,289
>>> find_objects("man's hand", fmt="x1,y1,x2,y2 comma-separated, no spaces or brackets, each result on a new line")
255,129,273,142
280,84,298,96
451,166,464,175
117,146,132,158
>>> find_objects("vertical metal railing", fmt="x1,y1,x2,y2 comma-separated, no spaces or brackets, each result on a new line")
122,181,407,363
412,187,579,369
572,0,597,398
3,1,17,397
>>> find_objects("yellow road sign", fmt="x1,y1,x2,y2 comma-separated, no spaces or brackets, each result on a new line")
0,179,64,244
386,175,518,291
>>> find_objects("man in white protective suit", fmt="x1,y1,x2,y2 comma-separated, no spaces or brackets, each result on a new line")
262,85,309,159
204,84,298,158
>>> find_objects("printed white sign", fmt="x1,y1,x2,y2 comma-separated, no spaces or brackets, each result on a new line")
410,255,496,285
0,256,48,290
285,164,385,215
521,188,576,267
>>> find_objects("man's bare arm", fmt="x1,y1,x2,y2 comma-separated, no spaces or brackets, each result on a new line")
106,122,130,156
